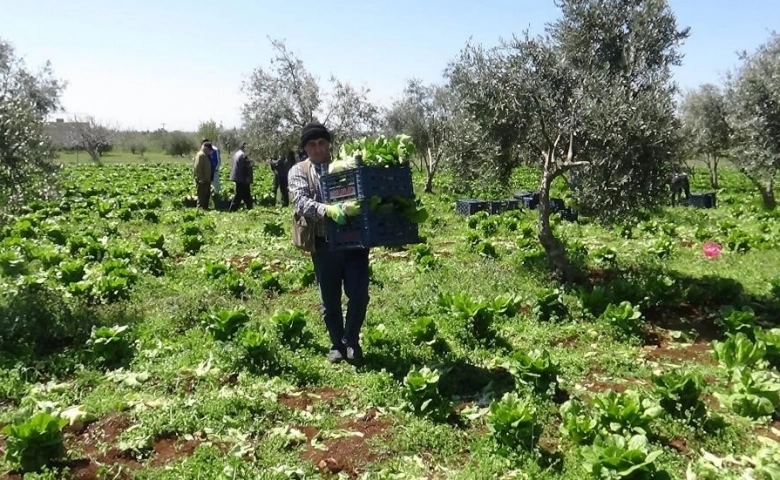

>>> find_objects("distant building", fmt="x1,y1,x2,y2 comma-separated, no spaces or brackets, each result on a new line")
44,118,88,148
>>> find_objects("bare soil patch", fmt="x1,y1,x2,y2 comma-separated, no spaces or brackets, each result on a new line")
756,420,780,442
644,304,719,342
1,413,220,480
642,330,715,365
578,368,646,395
664,436,690,456
300,408,391,479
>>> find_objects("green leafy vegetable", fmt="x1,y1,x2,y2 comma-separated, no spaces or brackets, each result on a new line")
337,134,417,168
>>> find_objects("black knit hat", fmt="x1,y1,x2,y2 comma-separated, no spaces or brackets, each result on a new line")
300,121,331,149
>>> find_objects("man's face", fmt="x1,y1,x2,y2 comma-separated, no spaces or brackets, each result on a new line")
203,145,212,154
304,138,330,164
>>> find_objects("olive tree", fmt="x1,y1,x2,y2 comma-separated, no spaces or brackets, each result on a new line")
218,127,242,154
680,84,730,188
241,38,379,159
448,35,593,278
68,116,114,163
385,79,456,193
724,32,780,209
197,119,221,145
446,0,688,281
0,37,65,212
548,0,689,222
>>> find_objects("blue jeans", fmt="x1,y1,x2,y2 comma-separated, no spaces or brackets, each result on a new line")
311,243,370,349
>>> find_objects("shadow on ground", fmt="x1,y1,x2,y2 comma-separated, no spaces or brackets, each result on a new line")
572,263,779,342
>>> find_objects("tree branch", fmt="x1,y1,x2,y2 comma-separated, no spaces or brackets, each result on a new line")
551,160,590,180
530,94,552,149
552,133,562,153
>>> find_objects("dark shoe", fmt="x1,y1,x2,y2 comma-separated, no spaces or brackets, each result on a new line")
327,346,346,364
345,344,363,363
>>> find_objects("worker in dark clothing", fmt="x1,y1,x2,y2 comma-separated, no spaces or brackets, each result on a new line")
229,143,254,211
286,150,297,167
271,153,292,207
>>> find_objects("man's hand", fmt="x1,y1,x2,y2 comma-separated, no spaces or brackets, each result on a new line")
325,204,346,225
342,200,361,217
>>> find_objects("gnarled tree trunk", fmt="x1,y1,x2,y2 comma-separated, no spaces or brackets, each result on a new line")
537,169,568,282
741,168,777,210
423,147,437,193
705,154,719,189
535,132,589,284
760,183,776,210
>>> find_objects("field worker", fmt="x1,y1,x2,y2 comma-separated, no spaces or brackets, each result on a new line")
211,142,222,195
668,172,691,206
193,142,213,209
200,138,221,195
229,142,254,211
270,155,281,201
271,153,292,207
286,150,298,168
288,121,366,364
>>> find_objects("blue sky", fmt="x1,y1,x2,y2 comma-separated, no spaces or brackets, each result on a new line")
3,0,776,131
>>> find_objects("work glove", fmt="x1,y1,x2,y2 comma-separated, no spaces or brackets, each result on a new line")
325,204,346,225
342,200,361,217
328,157,358,174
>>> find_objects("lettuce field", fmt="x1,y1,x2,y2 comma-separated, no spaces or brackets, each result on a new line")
1,160,779,479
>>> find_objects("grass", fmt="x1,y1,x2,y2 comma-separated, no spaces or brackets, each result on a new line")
0,156,779,479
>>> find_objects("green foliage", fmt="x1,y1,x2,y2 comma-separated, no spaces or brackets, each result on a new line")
202,308,250,341
410,316,438,345
712,332,767,370
651,370,707,422
383,79,455,192
368,195,429,224
560,398,599,445
86,324,134,369
599,301,645,340
714,368,780,419
402,366,451,421
0,37,64,212
270,309,310,347
679,83,730,188
336,134,417,167
1,155,779,479
592,389,663,436
164,131,196,157
1,412,68,472
263,220,285,237
716,306,758,337
504,348,560,393
724,31,780,209
755,328,780,368
532,288,568,322
241,38,379,158
580,433,669,480
487,392,539,451
437,291,518,345
238,329,279,372
197,119,221,147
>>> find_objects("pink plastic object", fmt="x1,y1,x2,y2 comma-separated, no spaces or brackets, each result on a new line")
702,242,722,258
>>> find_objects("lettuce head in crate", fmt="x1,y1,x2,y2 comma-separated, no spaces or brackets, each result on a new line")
329,134,416,173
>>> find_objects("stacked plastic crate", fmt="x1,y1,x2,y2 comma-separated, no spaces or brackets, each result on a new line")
319,136,424,250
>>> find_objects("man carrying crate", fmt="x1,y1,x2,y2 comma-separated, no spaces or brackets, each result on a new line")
287,121,366,364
